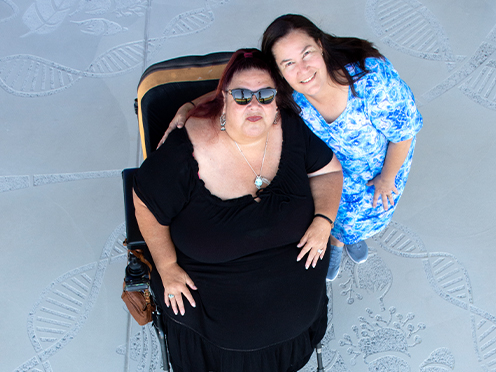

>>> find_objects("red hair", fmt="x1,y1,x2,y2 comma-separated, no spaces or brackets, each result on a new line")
190,48,297,120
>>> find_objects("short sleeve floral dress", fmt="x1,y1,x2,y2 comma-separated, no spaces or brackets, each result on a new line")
294,57,423,244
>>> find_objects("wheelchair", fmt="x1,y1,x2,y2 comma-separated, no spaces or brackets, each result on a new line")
121,51,325,372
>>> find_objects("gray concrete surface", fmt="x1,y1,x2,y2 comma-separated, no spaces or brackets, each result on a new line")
1,0,495,371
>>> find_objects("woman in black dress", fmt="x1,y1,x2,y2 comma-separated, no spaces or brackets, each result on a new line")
133,49,342,372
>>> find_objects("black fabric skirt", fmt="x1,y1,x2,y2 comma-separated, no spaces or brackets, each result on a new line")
164,298,327,372
150,244,330,372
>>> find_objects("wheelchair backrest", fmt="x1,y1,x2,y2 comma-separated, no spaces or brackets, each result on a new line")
136,52,233,158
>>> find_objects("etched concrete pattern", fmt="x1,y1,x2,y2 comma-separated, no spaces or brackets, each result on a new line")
1,1,495,371
0,1,217,97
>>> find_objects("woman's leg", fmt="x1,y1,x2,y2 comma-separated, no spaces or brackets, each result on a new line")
326,236,344,281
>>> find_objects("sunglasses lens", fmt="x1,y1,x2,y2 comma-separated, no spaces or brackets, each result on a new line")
257,89,276,104
230,89,277,105
231,89,252,105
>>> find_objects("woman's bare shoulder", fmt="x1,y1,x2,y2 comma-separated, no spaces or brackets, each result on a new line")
184,117,219,146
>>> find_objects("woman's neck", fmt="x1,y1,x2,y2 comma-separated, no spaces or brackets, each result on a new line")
305,81,349,124
224,129,270,149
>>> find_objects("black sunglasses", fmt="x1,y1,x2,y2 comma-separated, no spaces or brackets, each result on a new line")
227,88,277,105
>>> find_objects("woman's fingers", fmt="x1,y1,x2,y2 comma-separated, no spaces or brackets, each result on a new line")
296,238,308,259
381,187,398,211
165,286,194,316
174,291,187,316
182,288,196,310
297,244,310,264
156,109,188,149
298,219,330,268
306,249,317,269
368,175,399,210
186,277,198,291
298,239,327,269
181,276,198,309
312,250,321,268
373,188,398,210
372,189,380,208
176,119,185,129
158,122,177,148
386,193,394,208
381,192,389,211
304,246,315,268
296,248,308,263
162,266,198,315
306,245,326,269
157,130,168,149
297,228,309,248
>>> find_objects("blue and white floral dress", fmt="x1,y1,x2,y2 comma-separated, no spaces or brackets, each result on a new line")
294,57,423,244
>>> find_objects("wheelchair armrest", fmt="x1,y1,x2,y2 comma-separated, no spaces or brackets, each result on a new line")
122,168,146,249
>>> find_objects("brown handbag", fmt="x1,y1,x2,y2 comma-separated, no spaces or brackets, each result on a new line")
121,249,156,326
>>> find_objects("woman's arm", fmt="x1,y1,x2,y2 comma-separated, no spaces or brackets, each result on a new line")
362,61,421,210
366,138,412,210
297,155,343,269
133,190,197,316
157,90,216,148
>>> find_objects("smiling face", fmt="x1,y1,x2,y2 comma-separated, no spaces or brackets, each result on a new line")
223,68,278,142
272,30,328,98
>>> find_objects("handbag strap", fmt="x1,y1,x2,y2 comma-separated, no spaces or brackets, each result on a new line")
128,248,153,273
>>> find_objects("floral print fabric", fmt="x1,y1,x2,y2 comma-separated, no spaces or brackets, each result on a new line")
294,57,423,244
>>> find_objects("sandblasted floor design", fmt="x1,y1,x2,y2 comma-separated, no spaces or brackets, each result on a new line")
1,1,495,371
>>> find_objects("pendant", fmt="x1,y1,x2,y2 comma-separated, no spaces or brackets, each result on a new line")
254,176,270,190
254,176,263,188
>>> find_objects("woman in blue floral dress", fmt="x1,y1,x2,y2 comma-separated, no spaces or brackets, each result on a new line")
261,14,423,280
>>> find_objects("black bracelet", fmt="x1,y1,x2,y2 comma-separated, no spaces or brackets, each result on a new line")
314,213,334,226
189,101,196,107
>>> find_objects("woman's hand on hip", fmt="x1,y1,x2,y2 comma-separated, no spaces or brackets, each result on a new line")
366,174,398,211
159,262,197,316
297,218,331,269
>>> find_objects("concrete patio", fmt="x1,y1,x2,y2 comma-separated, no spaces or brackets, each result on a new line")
1,0,496,371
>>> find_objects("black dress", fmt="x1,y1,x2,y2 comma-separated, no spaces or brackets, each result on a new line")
134,109,334,372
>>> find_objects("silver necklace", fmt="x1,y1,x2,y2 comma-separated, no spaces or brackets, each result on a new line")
233,133,270,189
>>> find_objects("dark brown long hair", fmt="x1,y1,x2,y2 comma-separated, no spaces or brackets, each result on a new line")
190,48,299,120
261,14,384,102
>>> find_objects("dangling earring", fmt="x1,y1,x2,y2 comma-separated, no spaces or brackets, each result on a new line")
273,109,279,125
220,113,226,131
